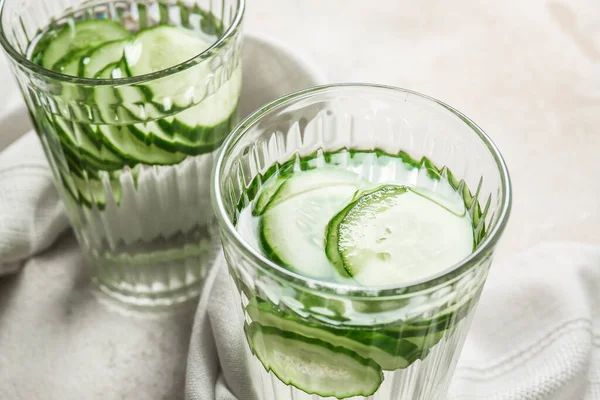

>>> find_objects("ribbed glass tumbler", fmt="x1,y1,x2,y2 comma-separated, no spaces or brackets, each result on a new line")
212,84,512,399
0,0,245,306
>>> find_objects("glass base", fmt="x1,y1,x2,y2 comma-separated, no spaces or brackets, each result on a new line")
87,237,220,308
92,275,205,308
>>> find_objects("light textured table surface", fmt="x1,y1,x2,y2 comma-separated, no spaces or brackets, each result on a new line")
2,0,599,399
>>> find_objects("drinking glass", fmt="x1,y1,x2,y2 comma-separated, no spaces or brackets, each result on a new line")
212,84,511,399
0,0,245,306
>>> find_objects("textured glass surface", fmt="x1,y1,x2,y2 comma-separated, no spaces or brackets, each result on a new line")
0,0,244,306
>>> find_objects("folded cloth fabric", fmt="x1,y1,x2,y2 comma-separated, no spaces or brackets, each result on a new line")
186,243,600,400
449,243,600,400
0,50,63,274
0,133,69,273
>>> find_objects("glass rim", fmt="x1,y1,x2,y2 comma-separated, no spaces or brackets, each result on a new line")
0,0,245,86
212,83,512,297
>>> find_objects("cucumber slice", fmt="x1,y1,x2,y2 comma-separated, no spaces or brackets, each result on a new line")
50,52,86,107
164,65,242,134
247,302,421,371
260,169,363,279
382,293,476,339
157,106,236,149
82,39,130,78
124,25,213,106
55,168,80,204
96,125,186,166
404,331,445,358
324,199,351,275
71,173,122,209
42,19,131,70
52,49,90,102
124,25,211,75
324,185,398,274
245,323,384,398
53,117,125,171
52,47,91,75
111,78,164,122
30,29,55,66
54,162,120,209
119,89,164,121
327,185,474,286
52,136,98,179
95,63,119,79
93,89,128,124
264,168,364,211
128,121,221,155
95,62,126,79
253,174,288,216
91,61,133,124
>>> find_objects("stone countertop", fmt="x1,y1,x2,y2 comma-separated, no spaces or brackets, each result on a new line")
1,1,599,399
